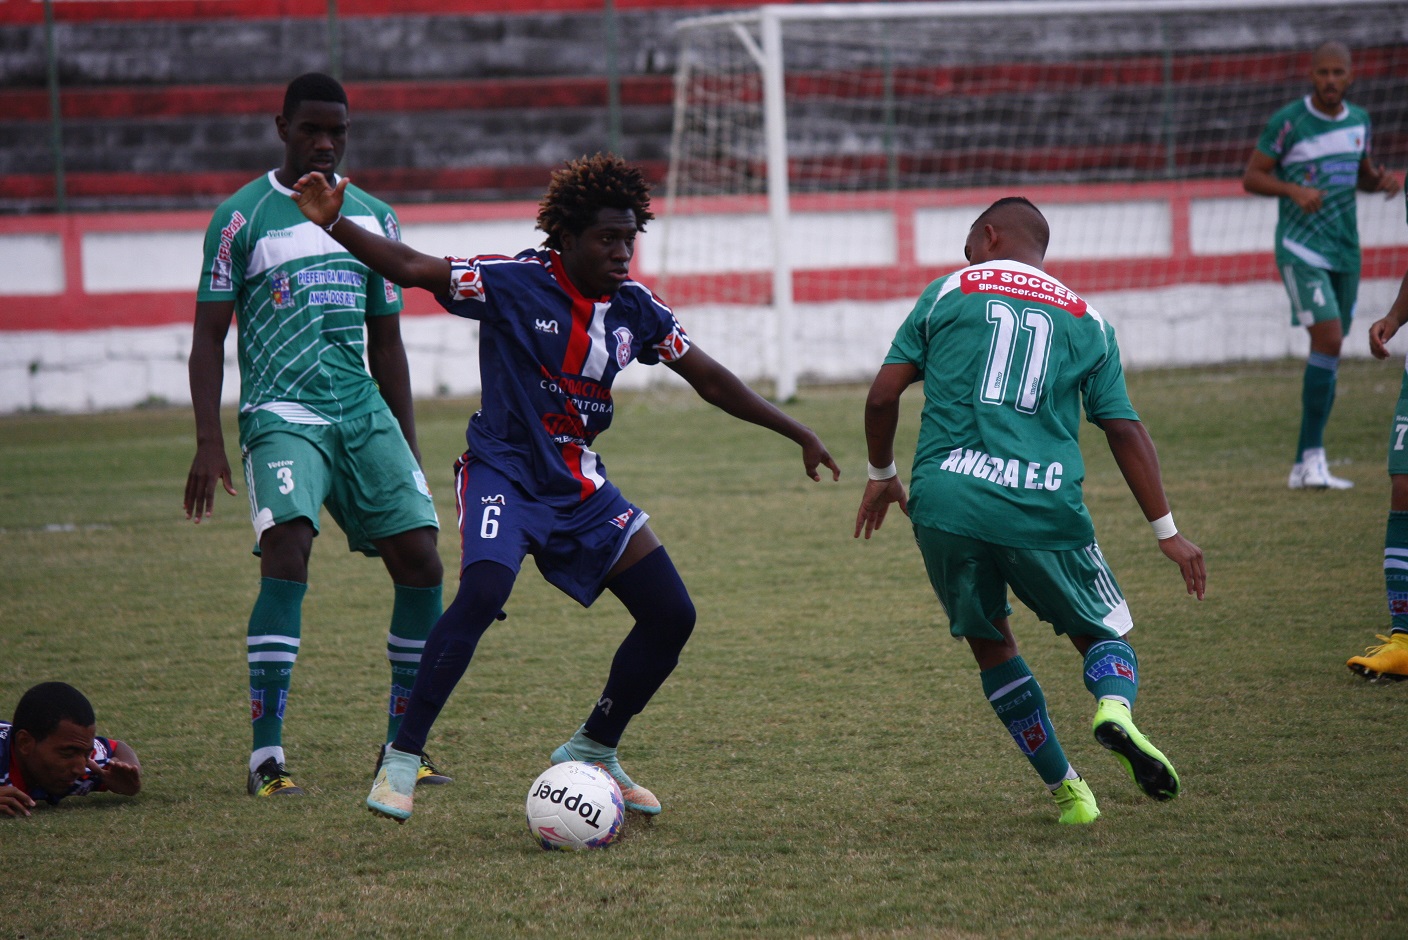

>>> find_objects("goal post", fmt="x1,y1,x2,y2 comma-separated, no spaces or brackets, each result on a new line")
652,0,1408,399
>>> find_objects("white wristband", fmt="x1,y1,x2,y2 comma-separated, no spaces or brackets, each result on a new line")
867,461,898,481
321,214,342,234
1150,513,1177,540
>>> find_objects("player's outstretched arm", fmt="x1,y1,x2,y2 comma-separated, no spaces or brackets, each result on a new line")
1100,417,1206,600
666,344,840,482
290,172,451,295
855,363,915,539
185,299,239,523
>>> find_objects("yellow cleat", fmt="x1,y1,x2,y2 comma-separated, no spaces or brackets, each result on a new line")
1052,776,1100,825
1347,633,1408,683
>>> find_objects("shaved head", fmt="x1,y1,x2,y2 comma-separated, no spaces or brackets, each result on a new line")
1311,41,1351,69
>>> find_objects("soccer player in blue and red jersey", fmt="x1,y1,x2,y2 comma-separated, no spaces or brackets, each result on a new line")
292,154,840,822
0,682,141,818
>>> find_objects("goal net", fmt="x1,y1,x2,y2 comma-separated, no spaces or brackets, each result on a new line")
650,0,1408,398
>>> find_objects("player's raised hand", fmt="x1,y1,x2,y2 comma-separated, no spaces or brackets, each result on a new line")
91,756,142,796
1158,532,1206,600
291,171,347,227
184,442,237,524
854,477,908,540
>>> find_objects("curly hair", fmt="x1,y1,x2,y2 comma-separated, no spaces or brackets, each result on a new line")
536,153,655,250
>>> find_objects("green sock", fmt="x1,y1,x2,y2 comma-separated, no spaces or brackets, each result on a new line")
385,583,442,745
247,577,306,756
1295,354,1337,459
981,656,1069,787
1082,639,1139,708
1386,512,1408,633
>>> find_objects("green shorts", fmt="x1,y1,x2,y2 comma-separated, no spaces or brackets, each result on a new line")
241,408,439,556
1279,260,1358,333
913,524,1133,642
1389,370,1408,476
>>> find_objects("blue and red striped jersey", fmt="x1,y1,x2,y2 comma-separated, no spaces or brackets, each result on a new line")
439,249,691,507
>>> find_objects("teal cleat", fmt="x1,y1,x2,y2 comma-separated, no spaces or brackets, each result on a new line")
367,746,419,823
1093,700,1180,801
551,733,661,815
1051,775,1100,824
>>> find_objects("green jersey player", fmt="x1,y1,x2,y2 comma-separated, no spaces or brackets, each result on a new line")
1243,41,1401,490
1347,187,1408,682
855,197,1206,825
183,74,446,799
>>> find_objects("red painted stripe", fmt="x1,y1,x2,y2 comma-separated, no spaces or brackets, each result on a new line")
0,163,671,201
0,76,674,122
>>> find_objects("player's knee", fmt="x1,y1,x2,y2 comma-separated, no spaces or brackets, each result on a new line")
447,561,515,623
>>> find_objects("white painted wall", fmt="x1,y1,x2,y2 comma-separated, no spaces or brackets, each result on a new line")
2,193,1405,413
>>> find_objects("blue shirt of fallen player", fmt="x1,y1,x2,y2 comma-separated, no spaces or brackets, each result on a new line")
0,720,121,805
441,247,690,508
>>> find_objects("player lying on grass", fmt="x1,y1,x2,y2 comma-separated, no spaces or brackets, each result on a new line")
0,682,141,817
292,153,840,822
855,197,1206,824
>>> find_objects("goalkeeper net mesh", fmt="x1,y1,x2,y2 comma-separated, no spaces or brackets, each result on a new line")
650,1,1408,390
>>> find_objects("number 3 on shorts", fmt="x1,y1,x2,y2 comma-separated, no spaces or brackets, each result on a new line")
277,466,295,494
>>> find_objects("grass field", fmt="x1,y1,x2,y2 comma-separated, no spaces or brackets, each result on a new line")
2,359,1406,938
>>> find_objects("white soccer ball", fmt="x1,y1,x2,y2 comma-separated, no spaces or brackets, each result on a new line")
525,761,625,851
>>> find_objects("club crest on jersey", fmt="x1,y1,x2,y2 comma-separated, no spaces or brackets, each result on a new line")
383,213,401,242
612,326,634,369
269,270,294,309
481,494,506,505
535,318,560,334
1007,713,1048,755
249,688,265,722
607,508,635,530
1085,654,1136,684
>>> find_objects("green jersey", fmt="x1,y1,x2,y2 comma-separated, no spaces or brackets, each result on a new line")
884,261,1139,550
196,171,405,436
1256,96,1372,272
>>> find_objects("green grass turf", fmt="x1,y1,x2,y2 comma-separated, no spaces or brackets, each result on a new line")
1,359,1405,938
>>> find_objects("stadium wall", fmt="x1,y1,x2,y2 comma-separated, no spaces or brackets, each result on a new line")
1,181,1406,413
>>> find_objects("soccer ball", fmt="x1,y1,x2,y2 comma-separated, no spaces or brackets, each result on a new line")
525,761,625,851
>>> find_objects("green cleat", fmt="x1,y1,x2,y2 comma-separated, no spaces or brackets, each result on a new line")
550,735,661,815
366,746,419,823
1093,700,1180,801
1051,776,1100,824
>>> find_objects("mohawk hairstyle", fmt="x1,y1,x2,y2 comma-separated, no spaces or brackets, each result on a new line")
283,72,348,120
536,153,655,251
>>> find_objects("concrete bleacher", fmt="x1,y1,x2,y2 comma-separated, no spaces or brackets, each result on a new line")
0,4,696,212
2,3,1405,214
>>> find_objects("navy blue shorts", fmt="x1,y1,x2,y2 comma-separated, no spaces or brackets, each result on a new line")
453,453,649,607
